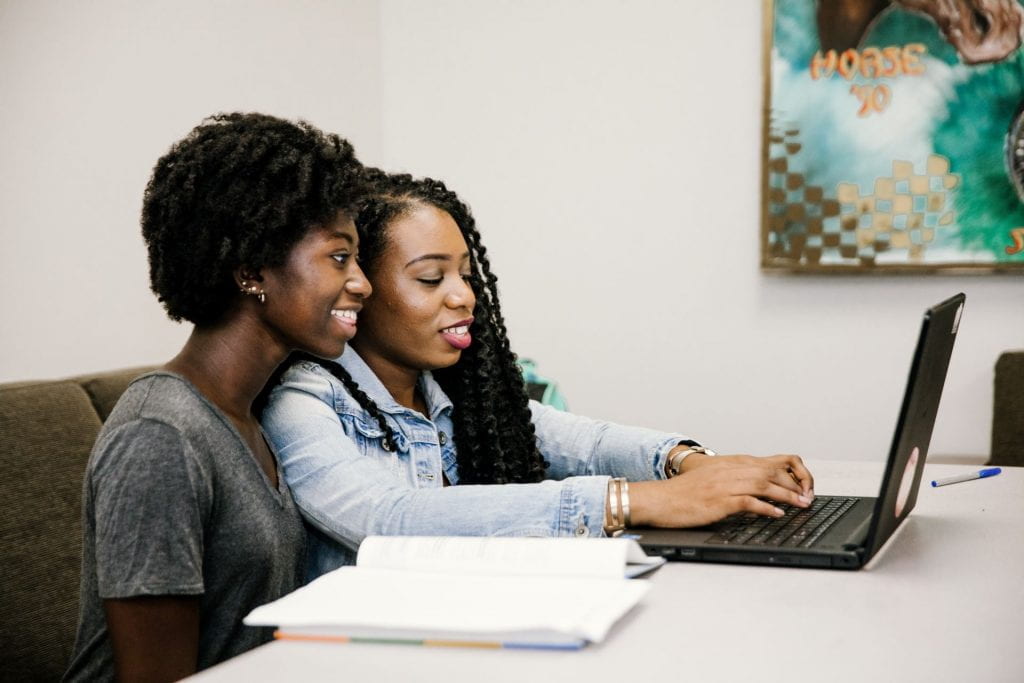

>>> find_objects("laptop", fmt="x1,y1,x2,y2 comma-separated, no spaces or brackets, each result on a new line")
633,293,965,570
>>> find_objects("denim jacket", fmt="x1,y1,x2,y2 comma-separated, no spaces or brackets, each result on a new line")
261,347,691,579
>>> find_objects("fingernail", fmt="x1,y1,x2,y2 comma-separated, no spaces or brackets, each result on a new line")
798,495,811,506
773,507,785,517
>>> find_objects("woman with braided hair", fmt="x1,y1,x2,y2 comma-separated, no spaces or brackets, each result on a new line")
261,171,816,579
65,113,371,681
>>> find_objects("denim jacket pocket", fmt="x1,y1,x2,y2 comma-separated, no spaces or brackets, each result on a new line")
349,415,385,440
341,413,409,455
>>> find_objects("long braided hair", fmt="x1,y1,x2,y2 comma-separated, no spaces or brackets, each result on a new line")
295,170,547,483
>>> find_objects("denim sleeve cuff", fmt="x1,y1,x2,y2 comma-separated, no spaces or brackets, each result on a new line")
557,475,610,537
651,435,698,480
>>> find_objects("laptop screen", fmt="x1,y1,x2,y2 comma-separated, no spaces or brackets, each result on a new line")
863,293,965,561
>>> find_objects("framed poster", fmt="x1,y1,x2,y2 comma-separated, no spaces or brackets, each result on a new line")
762,0,1024,272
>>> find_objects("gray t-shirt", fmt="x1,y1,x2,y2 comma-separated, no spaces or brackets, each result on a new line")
64,372,306,681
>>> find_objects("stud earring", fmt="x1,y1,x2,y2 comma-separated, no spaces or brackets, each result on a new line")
240,283,266,304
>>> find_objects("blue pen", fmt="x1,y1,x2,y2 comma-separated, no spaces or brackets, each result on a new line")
931,467,1002,487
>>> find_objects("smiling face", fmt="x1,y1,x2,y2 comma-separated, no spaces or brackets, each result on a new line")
351,203,476,383
257,213,371,359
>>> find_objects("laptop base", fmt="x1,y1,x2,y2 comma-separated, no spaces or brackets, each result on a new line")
634,496,877,570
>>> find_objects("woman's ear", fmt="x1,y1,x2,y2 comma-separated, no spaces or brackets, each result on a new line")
233,265,264,290
234,266,267,304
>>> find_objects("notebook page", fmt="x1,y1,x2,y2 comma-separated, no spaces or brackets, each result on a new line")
356,536,636,579
245,566,649,644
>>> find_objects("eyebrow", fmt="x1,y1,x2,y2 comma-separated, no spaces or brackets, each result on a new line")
405,252,470,268
327,231,355,245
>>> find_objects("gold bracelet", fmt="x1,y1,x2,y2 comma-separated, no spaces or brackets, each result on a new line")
620,479,631,527
603,478,614,531
604,477,627,536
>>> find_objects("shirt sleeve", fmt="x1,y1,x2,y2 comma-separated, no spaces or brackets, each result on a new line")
261,369,610,550
89,418,209,598
530,400,692,482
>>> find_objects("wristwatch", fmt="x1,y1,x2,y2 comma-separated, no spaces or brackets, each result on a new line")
666,445,717,477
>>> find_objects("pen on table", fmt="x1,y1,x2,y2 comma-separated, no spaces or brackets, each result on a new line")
931,467,1001,488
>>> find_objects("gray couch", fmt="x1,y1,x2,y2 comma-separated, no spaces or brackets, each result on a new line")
0,366,155,681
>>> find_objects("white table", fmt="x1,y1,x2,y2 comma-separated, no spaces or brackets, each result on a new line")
190,460,1024,683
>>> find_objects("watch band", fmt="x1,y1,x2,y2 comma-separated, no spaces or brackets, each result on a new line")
667,445,717,477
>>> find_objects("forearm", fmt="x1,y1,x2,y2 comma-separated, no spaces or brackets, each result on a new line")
530,401,691,481
290,457,611,545
104,596,200,682
625,480,664,528
266,384,615,545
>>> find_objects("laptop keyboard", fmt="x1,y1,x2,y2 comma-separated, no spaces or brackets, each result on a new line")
706,496,859,548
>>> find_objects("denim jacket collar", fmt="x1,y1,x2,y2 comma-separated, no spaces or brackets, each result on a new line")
338,346,453,422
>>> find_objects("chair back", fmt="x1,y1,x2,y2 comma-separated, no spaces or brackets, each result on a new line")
991,351,1024,467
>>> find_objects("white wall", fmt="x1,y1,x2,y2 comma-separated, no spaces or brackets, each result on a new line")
2,1,1019,461
0,0,383,380
378,0,1023,460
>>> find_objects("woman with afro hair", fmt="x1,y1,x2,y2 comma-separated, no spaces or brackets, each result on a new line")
261,170,816,579
65,113,371,681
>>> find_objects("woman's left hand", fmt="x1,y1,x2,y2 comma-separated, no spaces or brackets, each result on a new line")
675,449,814,497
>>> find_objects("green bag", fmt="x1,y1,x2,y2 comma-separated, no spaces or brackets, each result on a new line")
517,358,568,411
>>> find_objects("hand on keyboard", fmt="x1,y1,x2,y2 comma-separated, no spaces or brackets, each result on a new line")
677,452,814,498
628,457,816,529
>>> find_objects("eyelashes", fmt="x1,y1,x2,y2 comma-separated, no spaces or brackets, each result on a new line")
416,274,472,286
332,253,361,266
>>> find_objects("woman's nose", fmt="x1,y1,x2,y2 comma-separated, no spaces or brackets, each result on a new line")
345,263,373,298
445,278,475,309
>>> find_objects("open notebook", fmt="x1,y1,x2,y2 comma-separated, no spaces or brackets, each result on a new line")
244,536,662,650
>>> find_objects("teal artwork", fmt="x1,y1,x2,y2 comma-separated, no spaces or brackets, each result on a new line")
762,0,1024,271
517,359,569,411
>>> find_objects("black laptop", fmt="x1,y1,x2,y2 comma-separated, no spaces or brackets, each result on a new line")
634,293,965,570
